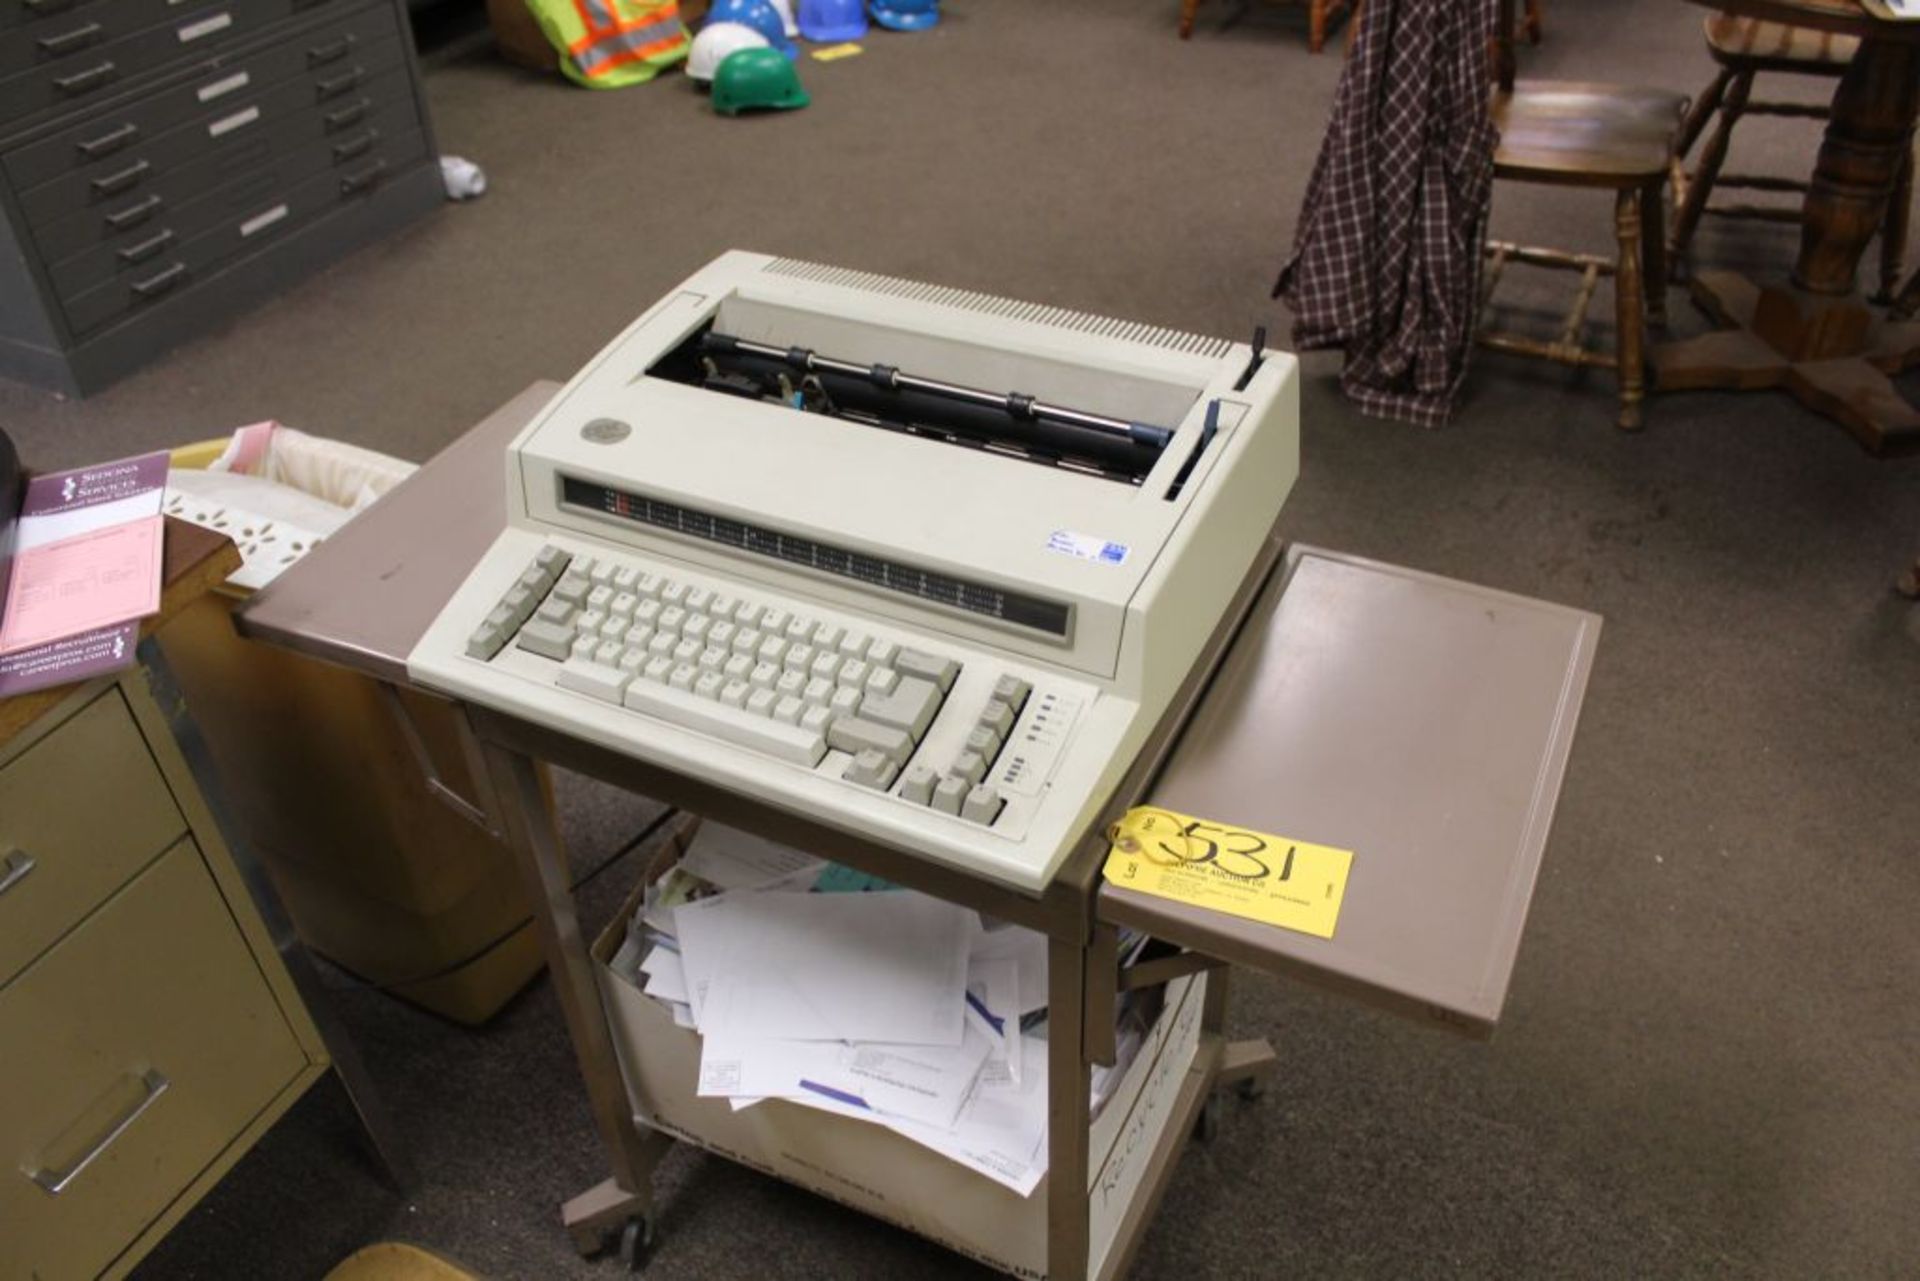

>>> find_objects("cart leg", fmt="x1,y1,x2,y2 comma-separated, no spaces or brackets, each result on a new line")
1200,968,1278,1101
477,735,673,1253
1046,935,1093,1281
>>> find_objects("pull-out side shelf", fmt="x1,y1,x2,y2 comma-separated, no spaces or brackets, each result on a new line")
1100,545,1602,1038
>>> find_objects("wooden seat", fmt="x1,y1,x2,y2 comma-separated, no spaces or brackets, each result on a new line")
1478,7,1688,431
1671,13,1912,298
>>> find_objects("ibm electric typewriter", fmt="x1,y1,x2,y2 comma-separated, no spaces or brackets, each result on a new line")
408,252,1299,891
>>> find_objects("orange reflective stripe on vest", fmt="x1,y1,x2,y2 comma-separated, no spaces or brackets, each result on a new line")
567,0,686,82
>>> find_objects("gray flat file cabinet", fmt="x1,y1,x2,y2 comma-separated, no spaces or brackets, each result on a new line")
0,0,441,395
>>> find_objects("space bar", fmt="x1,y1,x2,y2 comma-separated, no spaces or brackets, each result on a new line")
620,679,826,767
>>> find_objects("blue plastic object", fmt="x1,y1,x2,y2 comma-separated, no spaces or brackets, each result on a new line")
868,0,937,31
707,0,799,58
798,0,867,41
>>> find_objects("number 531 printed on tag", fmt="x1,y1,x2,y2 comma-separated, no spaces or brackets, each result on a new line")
1102,806,1354,939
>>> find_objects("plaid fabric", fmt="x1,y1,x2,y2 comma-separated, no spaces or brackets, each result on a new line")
1275,0,1498,428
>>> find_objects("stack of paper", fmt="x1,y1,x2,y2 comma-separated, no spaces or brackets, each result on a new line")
615,822,1057,1196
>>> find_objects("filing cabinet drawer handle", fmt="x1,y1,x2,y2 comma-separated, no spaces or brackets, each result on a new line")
0,848,35,897
323,98,370,132
91,159,149,198
24,1069,170,1196
131,262,186,299
117,229,174,266
104,193,162,231
332,129,377,163
340,158,387,196
76,121,139,160
307,33,356,67
315,67,363,101
37,22,103,56
52,59,115,96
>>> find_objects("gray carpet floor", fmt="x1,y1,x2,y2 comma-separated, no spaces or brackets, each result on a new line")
4,0,1916,1276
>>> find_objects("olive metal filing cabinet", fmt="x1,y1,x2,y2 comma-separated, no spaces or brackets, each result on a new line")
0,671,335,1281
0,0,442,395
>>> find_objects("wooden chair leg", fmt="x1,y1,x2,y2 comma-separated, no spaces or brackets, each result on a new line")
1309,0,1327,53
1876,145,1913,304
1642,178,1669,330
1671,69,1752,271
1676,68,1733,160
1179,0,1200,39
1615,187,1648,432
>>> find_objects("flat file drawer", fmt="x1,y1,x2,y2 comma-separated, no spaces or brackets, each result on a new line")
1,0,396,191
43,92,416,299
0,1,306,126
0,837,308,1281
0,0,195,81
0,687,186,987
15,47,412,242
60,123,426,334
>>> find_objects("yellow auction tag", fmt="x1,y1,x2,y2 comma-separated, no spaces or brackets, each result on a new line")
1102,806,1353,939
810,43,864,60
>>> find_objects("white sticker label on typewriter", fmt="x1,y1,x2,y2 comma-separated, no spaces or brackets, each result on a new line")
239,203,288,238
208,106,259,138
177,12,233,42
1046,529,1129,566
995,692,1081,797
196,71,249,102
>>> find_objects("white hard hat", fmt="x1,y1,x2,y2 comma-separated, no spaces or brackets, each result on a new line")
766,0,799,36
688,21,772,83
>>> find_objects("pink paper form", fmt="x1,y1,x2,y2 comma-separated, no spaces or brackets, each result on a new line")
0,516,163,652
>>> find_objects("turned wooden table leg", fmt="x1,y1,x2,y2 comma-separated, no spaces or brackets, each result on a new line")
1179,0,1200,39
1794,40,1920,297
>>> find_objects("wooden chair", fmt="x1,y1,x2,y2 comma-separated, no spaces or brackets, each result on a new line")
1670,13,1913,296
1477,2,1687,431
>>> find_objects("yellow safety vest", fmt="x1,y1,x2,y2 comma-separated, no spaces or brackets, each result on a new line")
525,0,690,88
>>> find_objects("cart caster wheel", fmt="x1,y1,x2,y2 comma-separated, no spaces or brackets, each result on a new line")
616,1215,654,1272
1235,1076,1266,1102
1193,1094,1223,1144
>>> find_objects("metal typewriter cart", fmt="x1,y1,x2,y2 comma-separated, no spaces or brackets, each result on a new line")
241,383,1598,1279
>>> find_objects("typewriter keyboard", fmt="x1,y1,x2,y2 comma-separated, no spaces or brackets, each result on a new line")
463,544,1035,827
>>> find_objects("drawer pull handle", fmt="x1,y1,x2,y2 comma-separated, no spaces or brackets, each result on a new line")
323,98,369,132
104,193,162,231
307,34,355,66
315,67,363,101
75,121,138,160
131,262,186,299
332,130,376,162
90,158,149,198
118,229,174,265
37,22,102,56
0,848,35,897
25,1069,169,1196
53,60,116,96
339,158,387,196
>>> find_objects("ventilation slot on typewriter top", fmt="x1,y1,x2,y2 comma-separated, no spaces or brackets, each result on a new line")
646,325,1175,486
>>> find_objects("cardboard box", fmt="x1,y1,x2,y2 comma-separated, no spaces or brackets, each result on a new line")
590,823,1206,1279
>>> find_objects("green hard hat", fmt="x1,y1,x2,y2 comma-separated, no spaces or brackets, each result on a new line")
711,47,809,115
